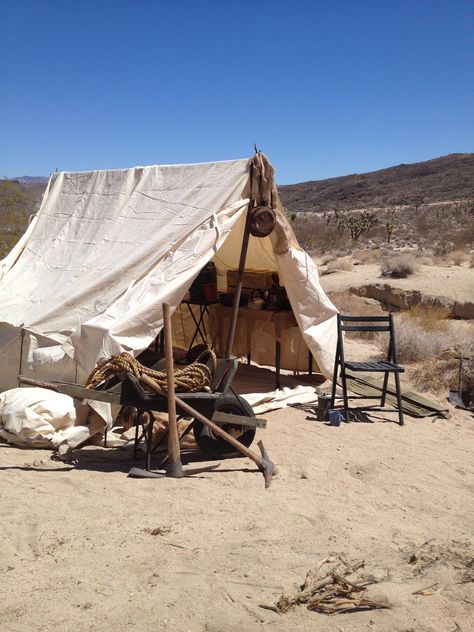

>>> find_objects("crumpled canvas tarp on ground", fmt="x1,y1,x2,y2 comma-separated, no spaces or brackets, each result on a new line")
0,387,112,448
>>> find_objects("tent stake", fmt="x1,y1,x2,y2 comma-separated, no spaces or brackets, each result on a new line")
163,303,183,478
225,211,251,358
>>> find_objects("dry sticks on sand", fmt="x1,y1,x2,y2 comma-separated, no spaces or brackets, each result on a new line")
262,558,390,615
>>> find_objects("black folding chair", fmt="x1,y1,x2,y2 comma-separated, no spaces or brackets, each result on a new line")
331,314,405,425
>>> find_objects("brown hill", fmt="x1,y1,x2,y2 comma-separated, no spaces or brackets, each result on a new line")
278,153,474,213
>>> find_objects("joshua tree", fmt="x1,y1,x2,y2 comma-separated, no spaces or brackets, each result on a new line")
345,211,379,241
385,209,396,243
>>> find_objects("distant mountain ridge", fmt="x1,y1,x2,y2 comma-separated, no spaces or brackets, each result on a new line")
2,153,473,216
278,153,474,213
9,176,49,184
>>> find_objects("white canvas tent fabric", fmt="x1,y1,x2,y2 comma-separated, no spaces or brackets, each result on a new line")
0,155,338,393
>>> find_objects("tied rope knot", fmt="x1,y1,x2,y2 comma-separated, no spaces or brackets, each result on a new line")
85,349,216,394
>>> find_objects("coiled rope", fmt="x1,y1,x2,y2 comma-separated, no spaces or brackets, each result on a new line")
85,348,216,395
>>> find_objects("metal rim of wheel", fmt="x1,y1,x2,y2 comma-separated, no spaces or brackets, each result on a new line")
193,396,256,459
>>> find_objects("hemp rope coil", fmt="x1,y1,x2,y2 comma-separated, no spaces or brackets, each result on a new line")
85,349,216,394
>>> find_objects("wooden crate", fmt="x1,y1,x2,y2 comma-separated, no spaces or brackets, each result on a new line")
227,269,276,292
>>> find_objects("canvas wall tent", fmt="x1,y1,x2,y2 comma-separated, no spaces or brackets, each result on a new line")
0,154,338,392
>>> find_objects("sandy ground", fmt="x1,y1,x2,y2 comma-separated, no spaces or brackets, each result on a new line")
318,262,474,304
1,372,473,632
1,262,473,631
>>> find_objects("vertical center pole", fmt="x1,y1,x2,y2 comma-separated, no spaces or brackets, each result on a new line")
225,210,252,358
163,303,183,478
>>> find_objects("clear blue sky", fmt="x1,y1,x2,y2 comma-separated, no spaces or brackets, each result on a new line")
1,0,473,184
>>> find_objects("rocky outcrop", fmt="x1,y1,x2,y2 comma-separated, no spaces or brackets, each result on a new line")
352,283,474,319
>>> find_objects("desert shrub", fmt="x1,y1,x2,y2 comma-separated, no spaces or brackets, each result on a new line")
352,248,380,264
406,304,450,331
319,252,337,265
448,249,468,266
417,255,434,266
433,240,455,257
292,215,349,254
380,253,417,278
411,349,474,396
386,314,450,362
326,258,354,273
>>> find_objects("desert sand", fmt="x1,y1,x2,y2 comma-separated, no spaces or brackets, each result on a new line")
319,262,474,305
1,350,473,632
2,257,473,632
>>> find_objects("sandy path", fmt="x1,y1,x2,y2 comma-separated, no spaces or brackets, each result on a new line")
1,398,473,631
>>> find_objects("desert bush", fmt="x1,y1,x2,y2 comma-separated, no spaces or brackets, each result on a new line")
410,349,474,396
352,248,380,264
406,304,450,331
326,258,354,273
292,215,349,254
417,255,434,266
380,253,417,278
319,252,337,265
447,249,468,266
386,313,450,362
433,240,455,257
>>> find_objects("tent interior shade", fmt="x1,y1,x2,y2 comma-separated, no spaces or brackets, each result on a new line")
0,154,338,391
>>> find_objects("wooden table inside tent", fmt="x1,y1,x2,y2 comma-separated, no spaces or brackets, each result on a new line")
210,304,310,389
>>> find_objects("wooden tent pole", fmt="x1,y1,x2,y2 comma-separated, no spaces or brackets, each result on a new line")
225,211,251,358
163,303,183,478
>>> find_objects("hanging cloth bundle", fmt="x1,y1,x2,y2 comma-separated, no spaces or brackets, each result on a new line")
248,152,276,237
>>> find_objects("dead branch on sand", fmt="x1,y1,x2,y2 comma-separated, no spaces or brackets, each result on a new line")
262,558,390,615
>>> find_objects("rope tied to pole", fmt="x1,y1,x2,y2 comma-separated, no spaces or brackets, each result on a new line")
85,348,216,394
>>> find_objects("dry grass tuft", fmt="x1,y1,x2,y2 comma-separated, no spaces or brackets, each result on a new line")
411,351,474,397
380,253,418,278
417,255,434,266
326,258,354,273
352,248,380,264
380,306,451,363
392,315,450,362
406,305,450,331
319,252,337,265
448,249,468,266
387,307,474,396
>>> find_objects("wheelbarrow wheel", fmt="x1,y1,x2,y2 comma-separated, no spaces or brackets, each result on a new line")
193,394,256,459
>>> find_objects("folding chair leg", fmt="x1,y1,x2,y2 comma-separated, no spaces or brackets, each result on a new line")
394,371,404,426
381,372,389,406
331,343,340,407
331,365,338,407
340,366,350,422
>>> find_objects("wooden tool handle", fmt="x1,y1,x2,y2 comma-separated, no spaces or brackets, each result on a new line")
140,372,278,485
17,376,60,392
162,303,183,477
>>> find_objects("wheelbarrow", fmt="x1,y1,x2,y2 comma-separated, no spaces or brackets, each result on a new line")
19,356,266,470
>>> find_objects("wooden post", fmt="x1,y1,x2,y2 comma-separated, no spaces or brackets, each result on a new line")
163,303,183,478
225,211,251,358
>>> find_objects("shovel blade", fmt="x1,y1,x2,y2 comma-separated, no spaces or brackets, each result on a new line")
449,391,473,410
